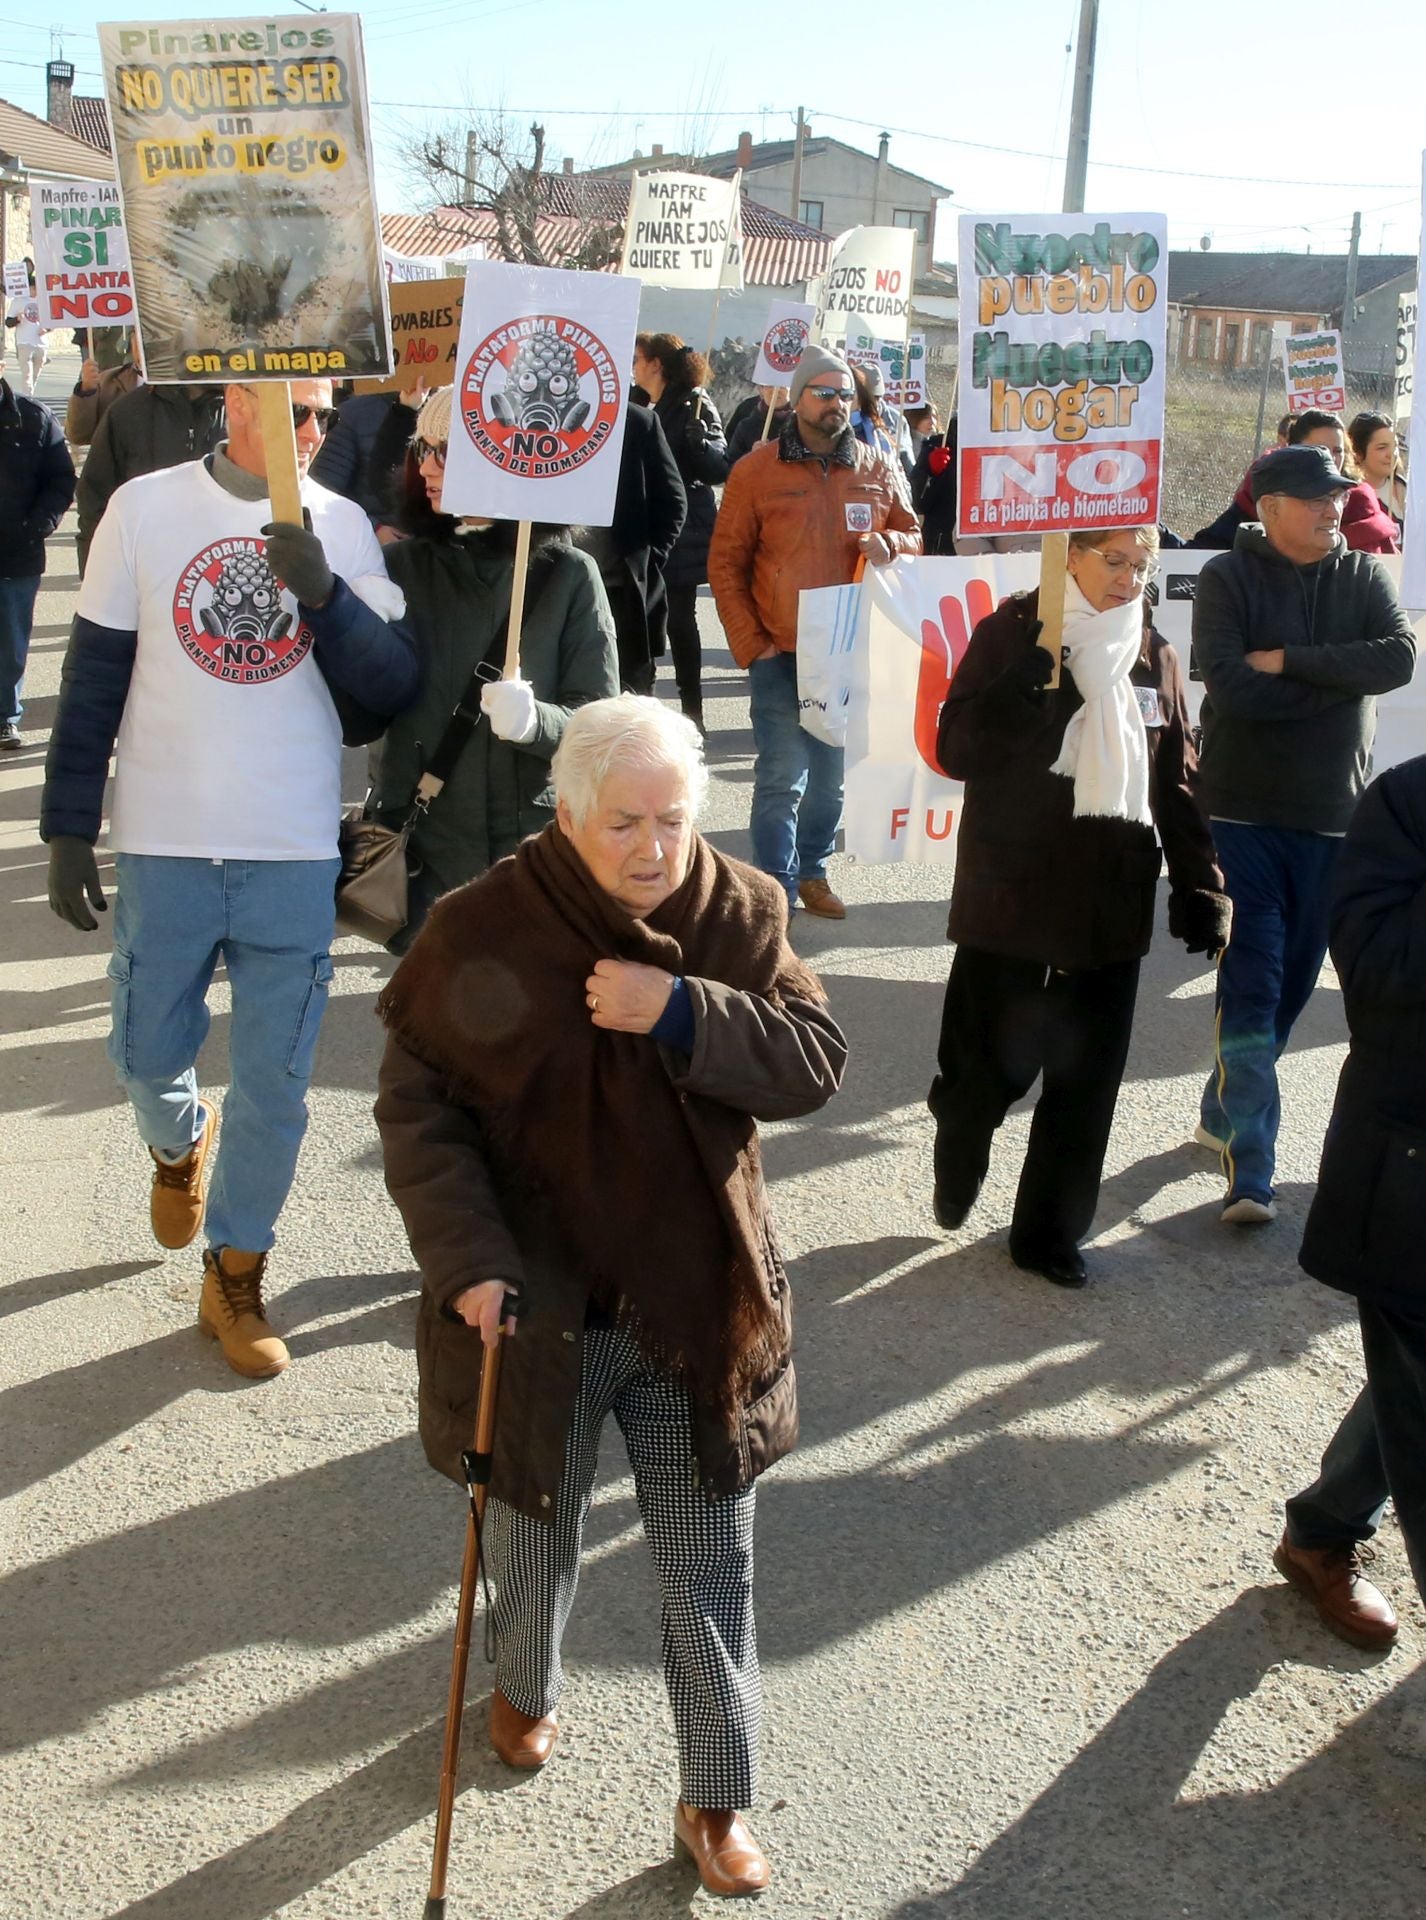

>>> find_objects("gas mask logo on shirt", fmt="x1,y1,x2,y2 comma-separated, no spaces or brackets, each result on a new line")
173,538,313,685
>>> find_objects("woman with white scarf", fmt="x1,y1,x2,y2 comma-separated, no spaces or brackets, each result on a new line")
927,526,1231,1288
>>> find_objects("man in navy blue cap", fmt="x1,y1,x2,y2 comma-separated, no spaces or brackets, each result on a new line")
1191,444,1417,1224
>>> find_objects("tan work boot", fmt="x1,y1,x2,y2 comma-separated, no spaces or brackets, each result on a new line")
198,1247,289,1379
797,878,846,920
149,1102,216,1249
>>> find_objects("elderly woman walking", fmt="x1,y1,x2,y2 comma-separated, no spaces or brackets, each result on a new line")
374,695,846,1896
929,527,1231,1288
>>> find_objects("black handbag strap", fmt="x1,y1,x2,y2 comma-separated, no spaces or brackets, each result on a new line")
414,549,557,805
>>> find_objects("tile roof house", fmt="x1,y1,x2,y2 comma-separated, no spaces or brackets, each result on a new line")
1166,249,1416,376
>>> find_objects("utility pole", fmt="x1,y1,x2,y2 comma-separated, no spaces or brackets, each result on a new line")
1062,0,1098,214
790,106,806,224
1343,208,1362,333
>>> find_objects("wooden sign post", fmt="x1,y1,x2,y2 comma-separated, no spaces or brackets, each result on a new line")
503,519,533,679
1036,531,1068,690
255,381,304,526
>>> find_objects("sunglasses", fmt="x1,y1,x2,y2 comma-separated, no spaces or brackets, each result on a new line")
292,402,338,433
805,385,855,401
413,438,448,468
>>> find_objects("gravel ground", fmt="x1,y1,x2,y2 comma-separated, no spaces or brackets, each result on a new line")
3,346,1423,1920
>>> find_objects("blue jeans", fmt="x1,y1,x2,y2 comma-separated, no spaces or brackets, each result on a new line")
1200,822,1341,1201
748,650,843,903
0,574,40,723
108,854,340,1253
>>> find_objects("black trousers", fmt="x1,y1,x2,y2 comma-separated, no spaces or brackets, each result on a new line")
1286,1301,1426,1609
665,581,703,711
930,944,1140,1258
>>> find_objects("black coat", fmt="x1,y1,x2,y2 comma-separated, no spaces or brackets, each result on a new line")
76,384,226,572
1299,757,1426,1315
654,386,729,588
0,379,75,579
605,403,687,667
910,427,958,556
937,589,1228,972
311,390,408,523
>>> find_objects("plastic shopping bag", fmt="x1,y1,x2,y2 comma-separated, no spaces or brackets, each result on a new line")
796,579,861,747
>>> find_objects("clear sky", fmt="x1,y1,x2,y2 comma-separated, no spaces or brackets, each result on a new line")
3,0,1422,263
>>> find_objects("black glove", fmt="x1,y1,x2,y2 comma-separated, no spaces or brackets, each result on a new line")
48,836,107,931
1010,619,1055,694
263,520,334,608
1169,887,1232,958
683,411,712,451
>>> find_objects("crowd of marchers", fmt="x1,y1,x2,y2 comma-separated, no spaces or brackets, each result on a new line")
2,313,1424,1899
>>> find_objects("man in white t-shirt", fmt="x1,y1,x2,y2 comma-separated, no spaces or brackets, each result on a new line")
5,264,48,396
41,378,420,1380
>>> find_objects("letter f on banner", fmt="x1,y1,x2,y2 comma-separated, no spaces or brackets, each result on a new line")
915,582,994,772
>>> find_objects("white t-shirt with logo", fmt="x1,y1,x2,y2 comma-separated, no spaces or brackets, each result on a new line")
7,293,46,348
78,460,405,860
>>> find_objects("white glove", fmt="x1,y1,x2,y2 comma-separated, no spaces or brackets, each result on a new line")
480,676,539,744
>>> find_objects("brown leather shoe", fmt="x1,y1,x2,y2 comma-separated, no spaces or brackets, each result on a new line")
797,878,845,920
150,1102,216,1249
1273,1532,1399,1651
489,1688,558,1769
198,1247,289,1379
674,1802,769,1897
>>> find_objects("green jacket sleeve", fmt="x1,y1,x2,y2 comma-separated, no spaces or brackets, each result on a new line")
524,550,620,760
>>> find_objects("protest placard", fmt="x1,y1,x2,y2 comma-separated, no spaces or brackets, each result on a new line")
442,259,641,529
752,298,813,387
956,212,1168,540
812,226,915,344
621,170,742,290
383,242,486,283
30,179,135,329
846,331,927,406
354,276,463,396
1395,290,1415,423
1282,326,1345,414
2,262,29,301
98,13,391,384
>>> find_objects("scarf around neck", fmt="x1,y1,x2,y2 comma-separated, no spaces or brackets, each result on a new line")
1048,575,1152,825
377,823,825,1413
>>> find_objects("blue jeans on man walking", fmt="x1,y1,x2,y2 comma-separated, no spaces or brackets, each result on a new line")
107,854,340,1253
0,574,41,724
748,651,843,905
1200,821,1341,1202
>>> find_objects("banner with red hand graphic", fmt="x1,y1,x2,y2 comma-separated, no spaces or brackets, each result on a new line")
842,553,1040,863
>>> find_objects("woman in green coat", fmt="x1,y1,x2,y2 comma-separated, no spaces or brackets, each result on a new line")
375,387,620,947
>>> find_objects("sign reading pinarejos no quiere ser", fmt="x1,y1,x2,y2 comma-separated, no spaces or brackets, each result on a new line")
98,14,391,383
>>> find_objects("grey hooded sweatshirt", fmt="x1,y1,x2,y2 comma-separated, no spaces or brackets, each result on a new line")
1192,521,1417,835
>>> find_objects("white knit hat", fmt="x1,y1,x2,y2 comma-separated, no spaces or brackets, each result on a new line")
414,385,453,446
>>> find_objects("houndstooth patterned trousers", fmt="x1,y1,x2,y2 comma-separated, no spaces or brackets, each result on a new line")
485,1321,761,1809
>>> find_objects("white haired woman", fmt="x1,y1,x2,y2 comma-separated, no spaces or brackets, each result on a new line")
374,694,846,1896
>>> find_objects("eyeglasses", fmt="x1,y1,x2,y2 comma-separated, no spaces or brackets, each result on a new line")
804,385,855,401
292,402,338,433
1092,551,1158,582
413,438,447,468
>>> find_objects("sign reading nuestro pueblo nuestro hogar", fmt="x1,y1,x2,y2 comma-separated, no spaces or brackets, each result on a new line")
1282,327,1345,415
957,212,1168,538
98,14,391,383
31,180,135,328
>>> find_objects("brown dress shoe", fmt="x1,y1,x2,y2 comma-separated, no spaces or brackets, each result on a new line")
198,1247,289,1379
797,878,846,920
674,1802,770,1898
489,1688,558,1768
150,1102,217,1249
1273,1533,1399,1651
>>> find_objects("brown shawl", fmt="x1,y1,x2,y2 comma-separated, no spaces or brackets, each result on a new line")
376,822,824,1413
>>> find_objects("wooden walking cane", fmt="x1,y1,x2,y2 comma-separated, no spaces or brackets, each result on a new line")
424,1310,510,1918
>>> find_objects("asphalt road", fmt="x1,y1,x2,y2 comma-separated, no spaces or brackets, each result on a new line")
3,346,1423,1920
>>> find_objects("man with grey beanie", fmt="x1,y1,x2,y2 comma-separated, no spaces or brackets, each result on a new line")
709,344,920,917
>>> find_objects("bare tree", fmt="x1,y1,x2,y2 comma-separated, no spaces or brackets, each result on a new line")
395,112,624,272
